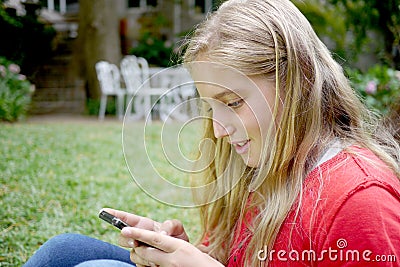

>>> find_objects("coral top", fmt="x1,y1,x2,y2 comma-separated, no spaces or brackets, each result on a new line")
227,146,400,266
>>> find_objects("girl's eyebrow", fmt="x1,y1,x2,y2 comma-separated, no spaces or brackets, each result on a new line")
201,91,239,103
214,91,238,100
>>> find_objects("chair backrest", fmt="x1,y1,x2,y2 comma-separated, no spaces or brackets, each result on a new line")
121,55,151,94
137,57,150,84
95,61,121,95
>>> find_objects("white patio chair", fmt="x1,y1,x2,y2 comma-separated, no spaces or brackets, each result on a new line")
121,56,140,119
121,56,197,122
137,57,150,85
157,67,197,122
95,61,126,120
121,56,168,122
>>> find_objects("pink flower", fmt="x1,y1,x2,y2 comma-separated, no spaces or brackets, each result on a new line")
18,74,26,80
365,80,377,94
8,63,20,74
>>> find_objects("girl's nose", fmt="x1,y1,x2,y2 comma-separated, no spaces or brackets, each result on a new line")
212,120,235,138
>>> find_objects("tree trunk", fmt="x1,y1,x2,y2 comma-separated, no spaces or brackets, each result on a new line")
73,0,122,100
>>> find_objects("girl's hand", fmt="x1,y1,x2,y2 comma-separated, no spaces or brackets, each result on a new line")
103,208,189,242
121,227,224,267
103,208,191,267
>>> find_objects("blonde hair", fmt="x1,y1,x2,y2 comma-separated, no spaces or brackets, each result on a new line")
184,0,400,265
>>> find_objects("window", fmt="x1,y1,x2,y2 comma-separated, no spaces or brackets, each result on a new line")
128,0,140,8
128,0,157,8
194,0,205,13
38,0,78,13
192,0,220,14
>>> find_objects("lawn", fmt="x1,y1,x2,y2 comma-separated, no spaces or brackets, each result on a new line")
0,116,201,266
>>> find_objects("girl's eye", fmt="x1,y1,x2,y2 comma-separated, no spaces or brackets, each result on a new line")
227,99,244,108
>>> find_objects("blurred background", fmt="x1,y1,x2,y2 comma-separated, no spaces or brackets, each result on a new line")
0,0,399,121
1,1,399,266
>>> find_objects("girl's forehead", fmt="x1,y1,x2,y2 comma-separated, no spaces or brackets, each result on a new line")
190,62,259,92
197,83,241,100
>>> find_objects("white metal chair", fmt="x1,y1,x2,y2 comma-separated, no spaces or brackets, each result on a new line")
137,57,150,86
156,67,197,122
120,56,197,122
121,56,167,122
120,55,150,120
95,61,126,120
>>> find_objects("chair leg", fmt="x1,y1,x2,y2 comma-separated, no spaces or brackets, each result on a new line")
125,94,132,117
144,95,152,123
116,94,124,120
99,95,107,120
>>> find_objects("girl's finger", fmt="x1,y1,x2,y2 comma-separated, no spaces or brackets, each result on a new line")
159,219,189,241
118,236,135,248
101,208,155,229
131,248,157,267
134,246,164,267
122,227,182,253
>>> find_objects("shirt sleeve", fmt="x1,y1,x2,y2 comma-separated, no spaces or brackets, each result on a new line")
318,184,400,266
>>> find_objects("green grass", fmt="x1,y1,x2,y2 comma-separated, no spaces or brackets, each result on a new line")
0,117,201,266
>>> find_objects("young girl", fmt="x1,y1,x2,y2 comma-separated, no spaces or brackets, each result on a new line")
24,0,400,266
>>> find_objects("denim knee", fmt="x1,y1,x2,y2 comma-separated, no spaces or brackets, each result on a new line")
23,233,132,267
75,259,135,267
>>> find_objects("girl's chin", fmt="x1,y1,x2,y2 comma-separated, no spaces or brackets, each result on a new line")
240,154,259,168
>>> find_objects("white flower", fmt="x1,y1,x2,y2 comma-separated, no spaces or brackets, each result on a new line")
395,71,400,81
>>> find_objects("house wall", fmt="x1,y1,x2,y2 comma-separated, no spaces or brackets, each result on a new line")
121,0,207,49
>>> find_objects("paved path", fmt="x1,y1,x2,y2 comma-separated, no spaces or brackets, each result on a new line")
26,114,125,124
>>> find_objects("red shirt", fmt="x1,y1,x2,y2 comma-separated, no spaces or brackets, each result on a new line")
227,146,400,266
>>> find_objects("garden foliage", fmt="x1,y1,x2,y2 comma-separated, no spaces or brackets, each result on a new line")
0,2,55,76
347,65,400,114
129,32,174,67
0,57,34,122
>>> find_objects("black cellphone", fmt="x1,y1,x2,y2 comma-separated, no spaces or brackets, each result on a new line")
98,210,154,248
99,210,131,230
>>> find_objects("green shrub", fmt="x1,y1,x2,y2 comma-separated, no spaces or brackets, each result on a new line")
293,0,348,61
347,65,400,114
86,97,117,116
0,4,56,76
0,57,34,122
129,32,174,67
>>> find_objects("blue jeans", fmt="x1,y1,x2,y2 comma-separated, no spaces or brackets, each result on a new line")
23,233,135,267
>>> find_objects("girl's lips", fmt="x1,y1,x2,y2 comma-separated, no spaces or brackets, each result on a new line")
233,140,250,154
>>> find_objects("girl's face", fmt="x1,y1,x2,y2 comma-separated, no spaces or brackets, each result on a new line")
191,62,277,167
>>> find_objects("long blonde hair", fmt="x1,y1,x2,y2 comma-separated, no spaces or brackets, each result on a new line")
184,0,400,265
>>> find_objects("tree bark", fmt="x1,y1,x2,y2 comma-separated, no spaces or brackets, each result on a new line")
73,0,122,100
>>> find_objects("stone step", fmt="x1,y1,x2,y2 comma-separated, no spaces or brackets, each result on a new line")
31,78,86,114
34,61,72,78
30,100,86,114
32,87,85,101
29,36,86,115
34,76,76,88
